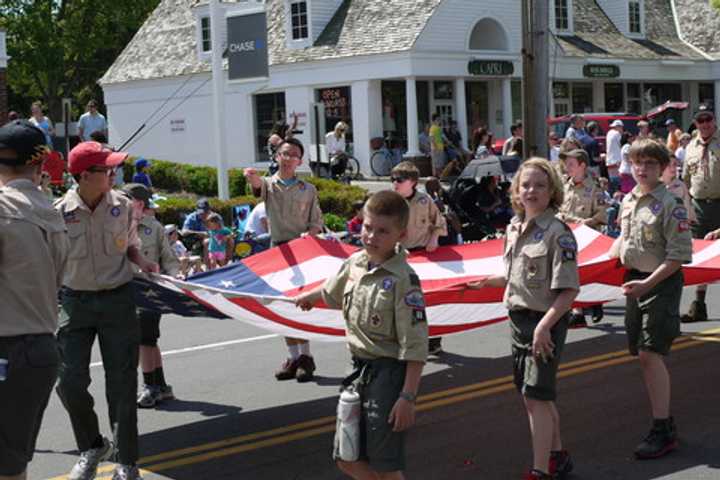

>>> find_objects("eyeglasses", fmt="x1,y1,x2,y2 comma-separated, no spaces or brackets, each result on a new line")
278,151,302,160
87,166,117,177
631,160,660,168
391,176,409,183
696,116,714,124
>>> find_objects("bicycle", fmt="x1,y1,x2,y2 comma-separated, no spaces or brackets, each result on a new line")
369,137,403,176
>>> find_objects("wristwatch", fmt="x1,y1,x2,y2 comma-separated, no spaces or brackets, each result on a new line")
398,391,417,403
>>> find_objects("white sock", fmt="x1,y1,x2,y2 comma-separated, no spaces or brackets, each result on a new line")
299,342,311,356
288,344,300,360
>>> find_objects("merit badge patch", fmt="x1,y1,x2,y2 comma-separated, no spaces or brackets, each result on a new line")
672,206,688,221
533,229,545,241
110,206,121,217
115,235,127,251
413,309,426,324
144,227,152,236
419,196,428,205
650,201,662,215
678,220,689,232
404,289,425,310
382,277,395,290
370,314,382,328
557,234,577,251
527,263,538,276
562,249,576,262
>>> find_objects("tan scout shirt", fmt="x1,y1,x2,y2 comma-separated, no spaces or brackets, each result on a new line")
256,175,323,244
503,209,580,312
138,214,180,276
322,249,428,363
402,190,447,249
558,176,607,227
0,179,69,336
618,184,693,273
55,189,140,291
665,178,697,223
682,129,720,200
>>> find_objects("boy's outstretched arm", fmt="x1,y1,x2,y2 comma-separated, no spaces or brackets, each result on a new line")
294,284,325,311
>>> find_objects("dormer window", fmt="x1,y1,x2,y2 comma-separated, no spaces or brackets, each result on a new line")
290,1,309,40
629,1,642,34
200,16,211,52
555,0,569,31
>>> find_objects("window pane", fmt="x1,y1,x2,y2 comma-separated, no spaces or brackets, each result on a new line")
571,83,593,113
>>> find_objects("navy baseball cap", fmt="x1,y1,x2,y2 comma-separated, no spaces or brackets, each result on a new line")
0,120,49,166
694,104,715,120
665,118,676,126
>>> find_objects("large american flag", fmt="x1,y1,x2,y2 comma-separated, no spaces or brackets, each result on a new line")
133,225,720,341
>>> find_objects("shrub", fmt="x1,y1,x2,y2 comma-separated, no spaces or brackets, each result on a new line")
323,213,347,232
154,195,257,227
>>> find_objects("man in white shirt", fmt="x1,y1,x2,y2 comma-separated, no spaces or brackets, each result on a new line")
245,202,270,250
605,119,623,193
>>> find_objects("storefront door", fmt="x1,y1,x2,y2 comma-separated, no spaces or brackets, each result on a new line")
466,81,489,132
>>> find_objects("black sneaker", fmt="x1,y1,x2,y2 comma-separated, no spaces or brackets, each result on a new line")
681,300,707,323
295,354,316,383
428,337,443,355
591,304,604,324
568,312,587,329
274,358,299,381
549,449,573,478
634,418,678,459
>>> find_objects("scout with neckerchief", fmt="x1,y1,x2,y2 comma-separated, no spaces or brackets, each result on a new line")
295,190,428,480
0,120,69,480
54,142,159,480
610,139,692,460
467,158,579,480
680,104,720,323
557,148,608,327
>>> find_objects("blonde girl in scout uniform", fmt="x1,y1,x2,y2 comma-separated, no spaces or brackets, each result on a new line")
391,161,447,355
609,139,692,460
55,142,159,480
244,138,324,383
467,158,579,480
0,121,69,480
294,190,428,480
557,148,607,327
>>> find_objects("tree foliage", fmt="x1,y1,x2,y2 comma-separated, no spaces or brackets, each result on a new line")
1,0,160,119
712,0,720,10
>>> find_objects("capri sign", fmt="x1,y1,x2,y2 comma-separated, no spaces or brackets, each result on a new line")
583,64,620,78
467,60,514,76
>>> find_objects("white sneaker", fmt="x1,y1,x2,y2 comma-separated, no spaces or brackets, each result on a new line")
68,437,114,480
112,464,143,480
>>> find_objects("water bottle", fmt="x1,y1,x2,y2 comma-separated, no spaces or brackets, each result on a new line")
335,386,361,461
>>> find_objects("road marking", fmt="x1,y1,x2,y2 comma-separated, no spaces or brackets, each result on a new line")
49,330,718,479
89,334,277,368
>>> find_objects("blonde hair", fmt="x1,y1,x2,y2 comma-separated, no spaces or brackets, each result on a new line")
334,122,348,136
510,157,565,215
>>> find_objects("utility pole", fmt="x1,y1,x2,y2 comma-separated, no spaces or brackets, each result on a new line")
521,0,550,159
210,0,230,200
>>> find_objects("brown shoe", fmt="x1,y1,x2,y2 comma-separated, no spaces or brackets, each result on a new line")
275,358,299,381
295,355,316,383
681,300,707,323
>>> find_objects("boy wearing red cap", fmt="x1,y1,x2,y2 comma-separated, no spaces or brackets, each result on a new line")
55,141,158,480
0,120,69,480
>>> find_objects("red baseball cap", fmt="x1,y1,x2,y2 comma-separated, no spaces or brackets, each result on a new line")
68,141,128,175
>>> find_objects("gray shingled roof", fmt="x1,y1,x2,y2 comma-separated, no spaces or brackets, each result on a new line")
674,0,720,59
102,0,710,86
556,0,705,60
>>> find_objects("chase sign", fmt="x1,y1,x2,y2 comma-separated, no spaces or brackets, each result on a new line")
227,12,269,80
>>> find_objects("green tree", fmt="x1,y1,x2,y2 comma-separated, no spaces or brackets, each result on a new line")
713,0,720,9
1,0,160,119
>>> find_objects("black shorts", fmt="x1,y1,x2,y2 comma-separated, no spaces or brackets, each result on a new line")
138,309,162,346
0,334,59,475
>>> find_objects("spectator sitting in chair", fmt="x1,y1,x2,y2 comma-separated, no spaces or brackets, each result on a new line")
245,202,271,251
181,198,214,258
325,121,349,178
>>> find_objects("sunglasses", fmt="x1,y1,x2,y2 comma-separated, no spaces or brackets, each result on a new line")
391,176,409,183
87,166,117,177
696,116,714,124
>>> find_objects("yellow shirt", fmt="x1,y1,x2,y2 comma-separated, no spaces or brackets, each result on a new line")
55,189,140,291
503,209,580,312
256,175,323,244
322,249,428,363
618,183,693,272
0,179,69,335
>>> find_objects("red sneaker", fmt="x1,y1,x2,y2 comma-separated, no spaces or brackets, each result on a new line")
524,469,553,480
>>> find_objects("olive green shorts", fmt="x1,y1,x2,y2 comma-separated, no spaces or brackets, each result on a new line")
624,269,683,356
509,309,569,401
691,198,720,239
339,358,407,473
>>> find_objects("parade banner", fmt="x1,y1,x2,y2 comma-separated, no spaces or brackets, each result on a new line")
133,225,720,341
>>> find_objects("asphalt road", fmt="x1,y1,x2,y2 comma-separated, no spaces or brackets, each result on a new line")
31,287,720,480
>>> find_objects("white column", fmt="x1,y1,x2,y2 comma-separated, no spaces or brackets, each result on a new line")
210,0,229,200
593,80,605,112
502,78,513,138
714,80,720,118
686,82,698,130
405,77,421,157
351,80,382,175
455,78,469,149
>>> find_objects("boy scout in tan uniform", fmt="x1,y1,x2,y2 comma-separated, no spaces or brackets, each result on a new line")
681,104,720,323
244,138,323,382
55,142,158,480
122,184,180,409
0,120,69,480
612,139,692,460
294,190,427,478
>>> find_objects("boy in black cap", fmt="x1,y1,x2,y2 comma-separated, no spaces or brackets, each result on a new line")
0,120,69,480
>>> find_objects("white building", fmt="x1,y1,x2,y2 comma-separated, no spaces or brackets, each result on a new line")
101,0,720,172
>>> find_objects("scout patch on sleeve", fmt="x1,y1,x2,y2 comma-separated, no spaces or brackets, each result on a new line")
678,220,689,232
557,233,577,251
562,249,576,262
672,206,688,221
409,273,421,287
419,196,428,205
110,206,121,217
413,309,427,324
404,289,425,310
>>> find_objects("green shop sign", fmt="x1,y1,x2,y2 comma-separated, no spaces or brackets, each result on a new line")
467,60,514,76
583,64,620,78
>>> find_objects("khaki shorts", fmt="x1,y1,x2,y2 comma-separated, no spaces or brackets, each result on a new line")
624,269,683,356
509,309,569,401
